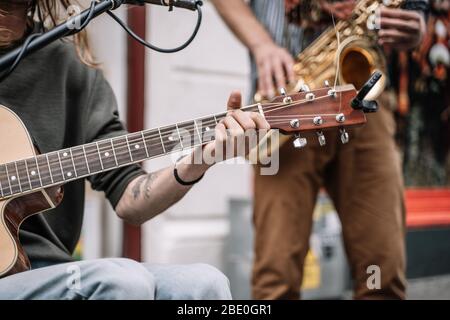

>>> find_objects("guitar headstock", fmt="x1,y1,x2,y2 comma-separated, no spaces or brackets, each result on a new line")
259,84,363,146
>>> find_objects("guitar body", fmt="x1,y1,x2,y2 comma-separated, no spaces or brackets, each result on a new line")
0,105,63,278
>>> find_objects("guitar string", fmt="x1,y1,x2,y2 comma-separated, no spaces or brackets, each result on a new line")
0,115,346,194
3,115,347,196
1,107,343,191
0,90,349,194
6,89,345,168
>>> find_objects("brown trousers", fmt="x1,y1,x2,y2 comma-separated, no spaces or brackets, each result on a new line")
252,102,407,299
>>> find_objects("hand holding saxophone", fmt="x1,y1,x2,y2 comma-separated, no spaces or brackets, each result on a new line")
378,6,426,51
251,42,295,99
318,0,356,20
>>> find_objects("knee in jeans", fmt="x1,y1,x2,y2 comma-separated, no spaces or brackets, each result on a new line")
188,263,231,300
88,259,155,300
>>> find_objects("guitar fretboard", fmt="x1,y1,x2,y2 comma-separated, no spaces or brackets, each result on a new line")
0,107,258,199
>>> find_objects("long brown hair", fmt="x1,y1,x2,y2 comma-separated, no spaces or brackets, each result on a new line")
1,0,95,66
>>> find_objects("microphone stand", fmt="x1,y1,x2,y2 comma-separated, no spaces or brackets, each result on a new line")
0,0,125,73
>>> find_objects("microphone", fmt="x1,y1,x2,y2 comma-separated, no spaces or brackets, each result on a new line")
124,0,201,11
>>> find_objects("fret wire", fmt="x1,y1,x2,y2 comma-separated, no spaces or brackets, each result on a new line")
37,119,217,169
175,124,184,149
111,139,119,166
82,145,91,174
4,165,12,193
0,106,281,198
1,117,221,196
141,131,150,158
13,162,22,193
158,128,166,153
35,156,44,186
47,154,56,183
23,160,32,190
95,142,104,170
20,118,218,177
56,152,66,181
69,149,77,177
125,135,133,162
1,131,215,198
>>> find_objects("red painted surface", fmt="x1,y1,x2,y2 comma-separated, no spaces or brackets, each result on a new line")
406,188,450,228
123,7,147,261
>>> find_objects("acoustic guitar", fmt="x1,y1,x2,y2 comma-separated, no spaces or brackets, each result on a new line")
0,84,363,278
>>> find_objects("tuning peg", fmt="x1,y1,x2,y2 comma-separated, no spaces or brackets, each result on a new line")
328,89,337,98
290,119,300,129
299,84,311,93
293,134,308,149
317,131,326,146
313,116,324,126
280,87,293,103
340,128,349,144
336,113,346,123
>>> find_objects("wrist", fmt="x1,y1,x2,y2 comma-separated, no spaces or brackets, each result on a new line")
175,151,211,184
248,36,275,55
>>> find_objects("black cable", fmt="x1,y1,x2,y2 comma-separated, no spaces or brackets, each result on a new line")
0,33,42,82
0,1,99,83
66,0,98,36
0,0,202,82
78,0,97,31
106,1,203,54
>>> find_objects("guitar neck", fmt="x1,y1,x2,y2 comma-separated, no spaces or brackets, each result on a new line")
0,105,257,200
0,84,358,200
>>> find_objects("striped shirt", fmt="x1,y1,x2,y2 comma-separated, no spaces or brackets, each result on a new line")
249,0,303,96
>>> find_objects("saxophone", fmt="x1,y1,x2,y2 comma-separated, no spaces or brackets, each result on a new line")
251,0,404,159
290,0,404,101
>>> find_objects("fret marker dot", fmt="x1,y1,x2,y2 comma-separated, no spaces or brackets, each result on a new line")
11,176,16,181
168,136,175,142
63,152,68,157
205,127,211,132
135,144,140,149
67,172,72,177
31,170,36,176
104,152,110,157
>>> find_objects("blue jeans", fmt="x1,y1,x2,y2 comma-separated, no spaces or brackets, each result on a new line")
0,258,232,300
